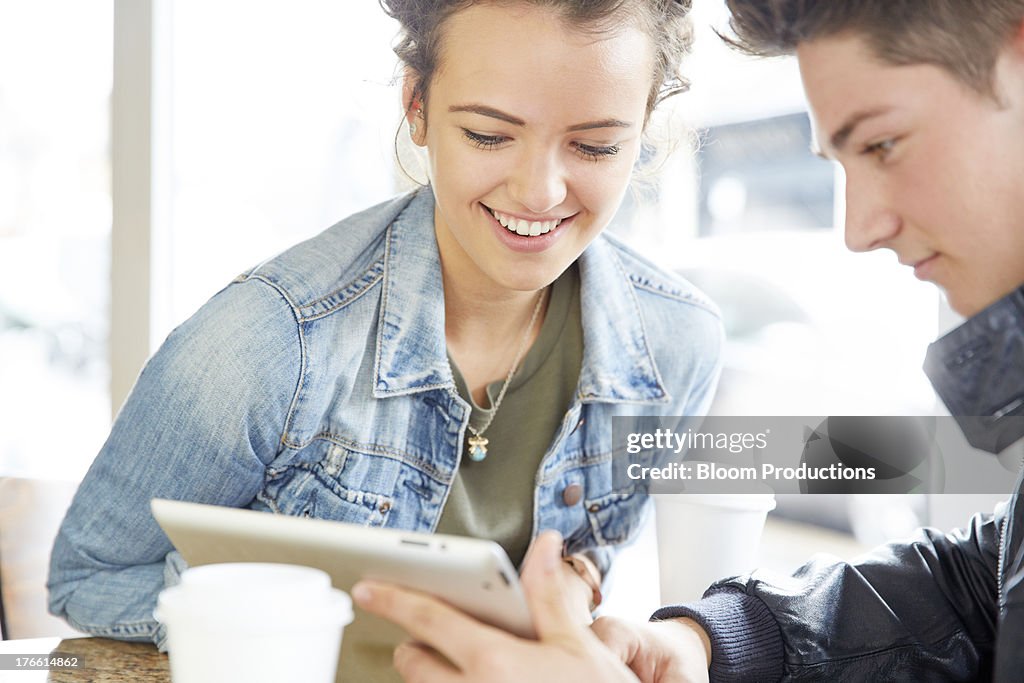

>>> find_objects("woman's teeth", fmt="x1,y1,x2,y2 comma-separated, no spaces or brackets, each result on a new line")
490,208,563,236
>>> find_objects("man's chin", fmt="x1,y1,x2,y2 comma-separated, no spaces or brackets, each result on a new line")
946,282,1024,319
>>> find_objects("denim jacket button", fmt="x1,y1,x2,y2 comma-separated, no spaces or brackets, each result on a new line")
562,483,583,507
379,501,392,513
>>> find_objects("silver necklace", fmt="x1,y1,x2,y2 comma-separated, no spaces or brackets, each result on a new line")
465,288,547,462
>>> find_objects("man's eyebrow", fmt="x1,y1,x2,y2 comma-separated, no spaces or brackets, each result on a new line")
449,104,633,132
829,107,893,153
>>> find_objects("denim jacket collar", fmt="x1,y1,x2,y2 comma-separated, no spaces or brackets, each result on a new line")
373,188,668,404
576,237,669,404
373,189,452,398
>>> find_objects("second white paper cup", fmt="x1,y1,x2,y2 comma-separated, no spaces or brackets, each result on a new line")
155,563,353,683
653,493,776,605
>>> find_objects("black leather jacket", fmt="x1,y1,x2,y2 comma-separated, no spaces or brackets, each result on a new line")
659,286,1024,681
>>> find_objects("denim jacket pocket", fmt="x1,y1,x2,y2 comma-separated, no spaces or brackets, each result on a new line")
261,462,394,527
584,487,649,546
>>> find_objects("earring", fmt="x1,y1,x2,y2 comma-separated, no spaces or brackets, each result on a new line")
409,106,422,137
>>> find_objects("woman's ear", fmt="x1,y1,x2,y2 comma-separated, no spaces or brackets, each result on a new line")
402,69,427,147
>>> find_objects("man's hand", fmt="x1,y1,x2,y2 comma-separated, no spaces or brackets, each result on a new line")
352,530,640,683
592,616,711,683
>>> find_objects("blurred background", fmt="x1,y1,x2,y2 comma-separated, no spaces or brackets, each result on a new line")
0,0,1011,632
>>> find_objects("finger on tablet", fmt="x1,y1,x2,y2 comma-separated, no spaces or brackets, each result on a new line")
353,580,509,668
520,530,583,643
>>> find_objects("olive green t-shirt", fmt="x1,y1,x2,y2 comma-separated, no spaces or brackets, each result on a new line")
343,267,583,683
436,263,583,568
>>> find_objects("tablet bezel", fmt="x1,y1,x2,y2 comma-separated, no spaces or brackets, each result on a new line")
150,498,536,643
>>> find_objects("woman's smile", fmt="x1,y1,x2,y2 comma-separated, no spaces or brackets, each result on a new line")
480,202,578,255
484,205,571,237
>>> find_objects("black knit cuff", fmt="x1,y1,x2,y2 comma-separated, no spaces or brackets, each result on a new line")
651,589,783,683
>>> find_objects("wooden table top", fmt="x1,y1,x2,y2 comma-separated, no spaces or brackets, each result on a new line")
0,636,168,682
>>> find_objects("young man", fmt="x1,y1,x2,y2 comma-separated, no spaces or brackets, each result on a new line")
355,1,1024,680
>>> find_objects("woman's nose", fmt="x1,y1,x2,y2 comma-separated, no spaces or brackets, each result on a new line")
507,147,568,215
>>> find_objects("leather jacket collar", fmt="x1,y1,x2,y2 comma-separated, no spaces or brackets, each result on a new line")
924,284,1024,454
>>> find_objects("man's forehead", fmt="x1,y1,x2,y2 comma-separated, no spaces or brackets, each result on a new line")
796,34,887,107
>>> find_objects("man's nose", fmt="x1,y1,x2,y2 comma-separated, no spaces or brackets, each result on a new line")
842,168,901,252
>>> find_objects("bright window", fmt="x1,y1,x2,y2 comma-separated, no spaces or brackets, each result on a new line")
0,2,113,479
156,2,402,340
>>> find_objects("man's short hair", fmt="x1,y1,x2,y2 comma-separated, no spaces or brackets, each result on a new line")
723,0,1024,96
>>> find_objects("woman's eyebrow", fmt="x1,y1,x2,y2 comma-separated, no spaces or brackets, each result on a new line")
567,118,632,132
449,103,633,131
449,104,525,125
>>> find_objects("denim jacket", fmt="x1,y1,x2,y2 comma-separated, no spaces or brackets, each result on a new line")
48,187,723,648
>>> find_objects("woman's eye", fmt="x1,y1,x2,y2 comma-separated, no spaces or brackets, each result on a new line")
862,138,897,161
461,129,620,160
462,129,507,149
574,142,620,161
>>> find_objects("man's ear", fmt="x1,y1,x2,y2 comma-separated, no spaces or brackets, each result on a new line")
402,69,427,147
1005,17,1024,66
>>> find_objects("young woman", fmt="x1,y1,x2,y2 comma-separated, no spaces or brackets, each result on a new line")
48,1,721,680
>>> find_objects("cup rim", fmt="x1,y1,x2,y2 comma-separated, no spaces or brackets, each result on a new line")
155,585,354,629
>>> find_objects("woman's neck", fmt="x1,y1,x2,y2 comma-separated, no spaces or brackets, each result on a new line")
444,277,541,338
433,209,547,346
441,265,549,405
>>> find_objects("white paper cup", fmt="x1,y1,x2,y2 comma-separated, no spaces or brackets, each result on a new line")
653,493,776,605
155,563,353,683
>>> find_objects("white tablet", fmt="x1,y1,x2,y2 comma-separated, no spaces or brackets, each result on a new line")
150,498,536,645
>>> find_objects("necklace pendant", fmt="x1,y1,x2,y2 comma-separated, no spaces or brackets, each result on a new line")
467,434,489,462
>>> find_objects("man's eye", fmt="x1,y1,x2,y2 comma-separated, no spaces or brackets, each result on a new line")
862,138,897,161
462,129,507,149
